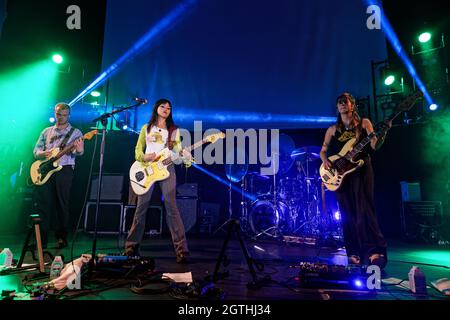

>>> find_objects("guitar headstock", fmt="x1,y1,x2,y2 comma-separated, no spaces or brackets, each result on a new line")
396,91,424,112
205,132,226,143
83,130,98,140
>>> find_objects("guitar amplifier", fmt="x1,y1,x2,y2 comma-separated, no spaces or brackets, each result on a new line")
122,205,163,236
84,202,123,234
90,174,124,201
401,201,443,243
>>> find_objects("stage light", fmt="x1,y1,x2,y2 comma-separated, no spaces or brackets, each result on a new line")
364,0,434,107
429,104,439,111
418,32,432,43
353,279,363,289
52,54,63,64
122,125,128,130
334,211,341,221
192,163,257,201
384,75,395,86
90,91,101,97
49,117,55,123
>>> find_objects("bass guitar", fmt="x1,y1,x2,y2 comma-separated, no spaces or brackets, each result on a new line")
320,91,423,191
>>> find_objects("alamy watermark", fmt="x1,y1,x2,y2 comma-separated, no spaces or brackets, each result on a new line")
366,5,381,30
170,121,280,176
66,5,81,30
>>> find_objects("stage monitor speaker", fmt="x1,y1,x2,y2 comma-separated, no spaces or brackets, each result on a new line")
198,202,220,234
90,174,124,201
400,181,422,202
176,198,197,234
401,201,442,243
84,202,123,234
122,205,163,236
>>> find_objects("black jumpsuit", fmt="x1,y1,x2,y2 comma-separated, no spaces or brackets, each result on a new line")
328,126,387,263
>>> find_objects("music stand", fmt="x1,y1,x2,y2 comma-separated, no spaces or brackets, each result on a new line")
88,99,146,274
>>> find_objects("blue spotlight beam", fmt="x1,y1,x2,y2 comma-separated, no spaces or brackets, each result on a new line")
69,0,198,106
364,0,434,105
191,163,257,202
175,108,336,125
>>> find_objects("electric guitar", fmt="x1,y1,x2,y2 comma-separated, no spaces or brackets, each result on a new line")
320,91,423,191
129,132,225,195
30,130,98,186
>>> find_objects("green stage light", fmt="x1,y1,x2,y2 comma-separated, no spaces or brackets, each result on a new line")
384,75,395,86
52,54,63,64
90,91,101,97
418,32,431,43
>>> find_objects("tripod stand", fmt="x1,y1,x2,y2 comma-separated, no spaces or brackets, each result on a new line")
209,219,271,290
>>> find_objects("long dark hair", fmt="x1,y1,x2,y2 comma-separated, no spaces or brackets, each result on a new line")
335,92,362,138
147,98,176,133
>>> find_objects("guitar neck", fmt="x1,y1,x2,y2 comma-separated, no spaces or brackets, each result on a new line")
345,112,399,160
161,138,211,166
53,138,82,161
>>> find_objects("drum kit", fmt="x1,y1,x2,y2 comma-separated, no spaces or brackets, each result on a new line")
225,135,342,245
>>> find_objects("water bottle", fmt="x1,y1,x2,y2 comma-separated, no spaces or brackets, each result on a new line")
408,266,427,294
50,256,64,280
0,248,13,267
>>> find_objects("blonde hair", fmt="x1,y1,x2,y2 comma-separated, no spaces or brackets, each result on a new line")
54,102,71,113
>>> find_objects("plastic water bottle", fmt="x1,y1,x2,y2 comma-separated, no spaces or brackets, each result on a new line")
0,248,13,267
50,256,64,280
408,266,427,294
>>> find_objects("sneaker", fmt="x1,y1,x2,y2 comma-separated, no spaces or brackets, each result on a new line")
369,254,386,269
176,252,190,264
348,255,361,264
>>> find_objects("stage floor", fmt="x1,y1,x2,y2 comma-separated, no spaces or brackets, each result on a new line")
1,231,450,301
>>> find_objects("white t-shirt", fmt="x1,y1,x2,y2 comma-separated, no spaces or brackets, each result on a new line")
145,125,168,154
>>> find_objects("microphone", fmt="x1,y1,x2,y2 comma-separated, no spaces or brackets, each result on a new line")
134,97,148,104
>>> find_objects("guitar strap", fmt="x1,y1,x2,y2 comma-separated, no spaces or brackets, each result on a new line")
59,127,76,149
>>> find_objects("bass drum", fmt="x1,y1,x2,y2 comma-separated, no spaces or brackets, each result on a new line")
249,199,291,237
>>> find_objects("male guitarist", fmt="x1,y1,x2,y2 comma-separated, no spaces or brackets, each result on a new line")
125,98,192,263
33,103,84,249
320,92,391,268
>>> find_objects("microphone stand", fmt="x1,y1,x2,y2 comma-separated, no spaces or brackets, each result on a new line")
87,100,146,275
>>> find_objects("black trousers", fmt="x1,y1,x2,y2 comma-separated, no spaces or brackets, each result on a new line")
33,165,74,246
334,157,387,263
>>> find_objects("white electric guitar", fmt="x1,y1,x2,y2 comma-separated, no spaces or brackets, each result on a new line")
129,132,225,195
320,91,423,191
30,130,98,186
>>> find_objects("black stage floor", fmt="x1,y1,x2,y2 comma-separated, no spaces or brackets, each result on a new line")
1,230,450,302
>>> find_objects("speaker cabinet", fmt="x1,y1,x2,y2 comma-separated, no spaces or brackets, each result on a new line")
90,174,124,201
198,202,220,234
84,202,123,234
176,198,198,234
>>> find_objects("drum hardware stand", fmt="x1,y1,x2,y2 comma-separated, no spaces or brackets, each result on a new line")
206,219,271,290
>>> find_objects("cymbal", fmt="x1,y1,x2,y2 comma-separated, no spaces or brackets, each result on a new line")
291,146,321,160
247,172,271,180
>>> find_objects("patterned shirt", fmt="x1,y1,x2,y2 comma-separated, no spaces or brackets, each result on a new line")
33,124,83,167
